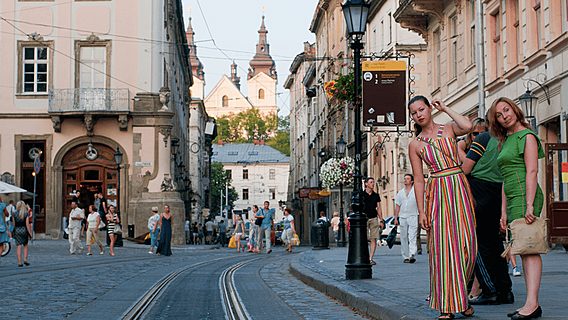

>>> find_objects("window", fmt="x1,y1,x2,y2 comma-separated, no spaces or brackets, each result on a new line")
242,188,249,200
226,169,232,179
19,45,50,94
534,1,543,50
222,95,229,107
449,14,458,80
269,188,276,200
387,12,392,45
467,0,476,66
490,10,502,78
506,0,521,67
74,42,110,89
269,169,275,180
432,29,441,89
242,169,249,180
258,89,265,99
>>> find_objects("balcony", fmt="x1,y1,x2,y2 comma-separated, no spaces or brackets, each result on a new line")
48,88,130,134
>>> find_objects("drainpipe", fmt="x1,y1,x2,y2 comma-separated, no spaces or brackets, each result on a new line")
476,0,486,118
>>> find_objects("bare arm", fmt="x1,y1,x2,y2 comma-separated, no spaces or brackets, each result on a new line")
409,140,429,230
432,99,473,136
461,158,476,175
500,184,508,232
523,135,539,224
457,140,467,164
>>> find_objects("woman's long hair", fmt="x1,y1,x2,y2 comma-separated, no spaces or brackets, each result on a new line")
408,95,431,136
16,200,27,220
487,97,530,143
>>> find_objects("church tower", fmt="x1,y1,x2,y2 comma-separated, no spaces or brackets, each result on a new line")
247,16,277,116
186,17,205,99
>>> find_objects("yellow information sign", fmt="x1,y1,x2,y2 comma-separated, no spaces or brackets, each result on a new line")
362,60,407,72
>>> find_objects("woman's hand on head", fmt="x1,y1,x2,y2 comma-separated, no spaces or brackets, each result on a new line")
431,100,446,113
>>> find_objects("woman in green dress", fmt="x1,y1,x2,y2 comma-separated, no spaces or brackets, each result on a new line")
488,97,544,320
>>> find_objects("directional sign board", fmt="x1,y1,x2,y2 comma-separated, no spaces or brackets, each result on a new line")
34,157,41,174
362,60,407,128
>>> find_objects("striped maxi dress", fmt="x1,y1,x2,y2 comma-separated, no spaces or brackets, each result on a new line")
417,125,477,314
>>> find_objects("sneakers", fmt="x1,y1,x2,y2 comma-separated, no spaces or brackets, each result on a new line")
148,251,153,254
86,252,93,256
99,251,104,255
512,266,522,277
409,257,416,263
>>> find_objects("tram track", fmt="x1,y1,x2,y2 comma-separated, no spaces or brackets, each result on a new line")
219,258,261,320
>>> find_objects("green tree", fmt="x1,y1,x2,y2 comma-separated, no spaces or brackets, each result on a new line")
210,162,238,216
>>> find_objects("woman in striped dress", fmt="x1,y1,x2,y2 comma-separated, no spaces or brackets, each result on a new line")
105,204,119,256
408,96,477,319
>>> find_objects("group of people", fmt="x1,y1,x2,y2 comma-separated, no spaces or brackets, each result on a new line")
0,199,33,267
404,96,544,319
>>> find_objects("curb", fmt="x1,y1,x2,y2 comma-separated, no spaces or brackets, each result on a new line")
289,258,422,320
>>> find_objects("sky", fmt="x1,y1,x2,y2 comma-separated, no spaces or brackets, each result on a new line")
181,0,319,116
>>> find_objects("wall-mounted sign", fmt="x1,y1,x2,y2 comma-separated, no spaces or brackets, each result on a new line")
135,161,152,167
362,60,407,127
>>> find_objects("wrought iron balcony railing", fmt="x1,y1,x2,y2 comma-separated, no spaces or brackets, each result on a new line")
48,88,130,113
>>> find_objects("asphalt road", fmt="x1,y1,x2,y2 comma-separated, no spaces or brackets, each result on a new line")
1,240,366,320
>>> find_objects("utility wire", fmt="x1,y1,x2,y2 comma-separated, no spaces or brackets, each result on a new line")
0,16,150,93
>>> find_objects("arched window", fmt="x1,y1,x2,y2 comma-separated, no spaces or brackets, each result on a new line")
222,95,229,107
258,89,265,100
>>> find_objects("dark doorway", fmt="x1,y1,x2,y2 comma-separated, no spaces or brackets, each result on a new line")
20,140,46,233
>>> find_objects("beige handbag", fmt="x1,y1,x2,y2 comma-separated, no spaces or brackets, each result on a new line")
501,217,549,258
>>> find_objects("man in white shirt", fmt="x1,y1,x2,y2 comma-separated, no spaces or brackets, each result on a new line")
68,201,85,254
394,174,419,263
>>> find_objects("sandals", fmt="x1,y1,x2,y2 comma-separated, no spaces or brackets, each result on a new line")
437,313,454,319
461,305,474,317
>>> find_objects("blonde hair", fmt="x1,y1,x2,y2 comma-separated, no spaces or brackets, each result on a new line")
16,200,27,220
333,211,339,217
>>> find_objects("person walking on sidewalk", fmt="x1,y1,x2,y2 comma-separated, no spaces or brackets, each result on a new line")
488,97,545,320
330,212,340,242
156,205,173,256
248,205,259,252
281,208,296,253
85,205,104,256
460,123,514,306
362,177,384,266
12,201,32,267
68,201,85,255
233,215,245,252
256,201,274,254
147,207,160,254
394,173,418,264
106,205,119,256
218,219,227,247
408,96,477,319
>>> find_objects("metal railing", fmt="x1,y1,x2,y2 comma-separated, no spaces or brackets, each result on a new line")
48,88,130,112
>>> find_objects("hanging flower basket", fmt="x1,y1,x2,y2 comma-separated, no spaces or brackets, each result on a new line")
324,72,354,104
320,156,355,189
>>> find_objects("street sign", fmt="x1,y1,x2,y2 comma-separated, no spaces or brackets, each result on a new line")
362,60,407,127
33,157,41,174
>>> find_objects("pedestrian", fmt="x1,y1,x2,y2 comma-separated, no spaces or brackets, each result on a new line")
460,121,515,305
393,173,418,263
233,215,245,252
185,220,191,244
362,177,385,266
508,253,522,277
0,199,10,257
488,97,544,319
85,205,104,255
317,211,329,223
205,219,214,244
191,222,199,244
218,219,227,247
408,96,476,319
12,201,32,267
156,205,173,256
458,118,486,160
249,205,261,253
197,223,204,244
256,201,275,254
281,208,296,253
105,204,119,256
147,207,160,254
6,200,16,237
330,212,340,242
68,201,85,255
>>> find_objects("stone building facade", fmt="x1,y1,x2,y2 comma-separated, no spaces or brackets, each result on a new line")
0,0,193,244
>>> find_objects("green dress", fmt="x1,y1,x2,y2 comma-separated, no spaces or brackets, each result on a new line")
497,128,544,223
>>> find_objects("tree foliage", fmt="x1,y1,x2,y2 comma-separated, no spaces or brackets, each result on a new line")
210,162,238,216
214,108,290,156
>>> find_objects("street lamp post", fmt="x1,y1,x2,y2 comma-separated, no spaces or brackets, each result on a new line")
519,79,551,130
114,146,123,217
342,0,371,280
336,136,347,247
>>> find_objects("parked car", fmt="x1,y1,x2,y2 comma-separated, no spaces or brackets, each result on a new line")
380,216,427,244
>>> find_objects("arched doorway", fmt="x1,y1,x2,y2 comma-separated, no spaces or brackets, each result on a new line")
61,143,118,217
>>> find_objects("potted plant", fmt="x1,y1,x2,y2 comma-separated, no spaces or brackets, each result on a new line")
324,72,355,105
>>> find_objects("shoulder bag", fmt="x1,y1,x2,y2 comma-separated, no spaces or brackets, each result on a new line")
113,223,123,235
501,217,549,257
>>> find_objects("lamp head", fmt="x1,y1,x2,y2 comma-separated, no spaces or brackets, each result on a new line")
342,0,370,37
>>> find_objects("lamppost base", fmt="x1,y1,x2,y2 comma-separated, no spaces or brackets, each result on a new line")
345,265,372,280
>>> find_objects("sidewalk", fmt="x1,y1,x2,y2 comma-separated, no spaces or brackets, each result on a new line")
290,243,567,320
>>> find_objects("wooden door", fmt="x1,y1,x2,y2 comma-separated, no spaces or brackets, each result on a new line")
545,143,568,245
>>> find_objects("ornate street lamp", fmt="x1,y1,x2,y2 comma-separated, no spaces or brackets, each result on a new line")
336,136,347,248
342,0,371,280
114,146,123,215
518,79,550,129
